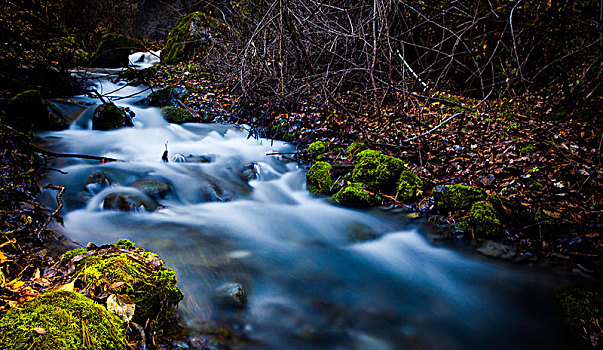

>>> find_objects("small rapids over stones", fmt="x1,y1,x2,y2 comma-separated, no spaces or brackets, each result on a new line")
39,57,566,349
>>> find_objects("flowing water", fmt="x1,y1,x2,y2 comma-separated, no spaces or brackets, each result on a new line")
39,57,567,349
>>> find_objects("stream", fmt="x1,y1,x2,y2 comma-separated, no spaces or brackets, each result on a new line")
39,54,567,349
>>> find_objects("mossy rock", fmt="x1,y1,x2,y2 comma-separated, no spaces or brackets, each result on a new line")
162,12,231,65
119,67,157,84
0,290,126,350
4,90,67,131
345,142,368,158
469,201,501,238
351,150,407,193
93,33,141,68
396,169,423,202
140,87,174,107
433,184,486,212
64,240,183,326
332,182,380,208
556,287,603,349
307,141,328,161
162,106,194,124
92,103,133,130
305,161,334,196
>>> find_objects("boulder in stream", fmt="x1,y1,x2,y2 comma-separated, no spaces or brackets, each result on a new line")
305,161,334,196
161,106,194,124
131,178,172,200
102,191,158,212
92,103,133,130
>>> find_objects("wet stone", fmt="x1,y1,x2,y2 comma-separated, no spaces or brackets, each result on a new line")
214,282,247,308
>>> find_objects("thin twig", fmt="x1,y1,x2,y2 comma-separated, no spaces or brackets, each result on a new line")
403,112,463,143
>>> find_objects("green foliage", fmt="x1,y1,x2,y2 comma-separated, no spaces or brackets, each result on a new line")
469,201,501,238
162,106,194,124
351,150,407,193
396,169,423,202
305,162,334,196
556,287,603,349
92,103,132,130
518,143,535,155
434,184,486,212
162,12,230,65
147,87,174,107
0,290,126,350
332,183,380,208
307,141,328,161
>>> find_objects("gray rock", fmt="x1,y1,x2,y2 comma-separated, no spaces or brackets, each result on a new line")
214,282,247,308
102,191,158,212
131,178,172,199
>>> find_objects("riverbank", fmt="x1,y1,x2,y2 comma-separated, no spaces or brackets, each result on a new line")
135,59,602,275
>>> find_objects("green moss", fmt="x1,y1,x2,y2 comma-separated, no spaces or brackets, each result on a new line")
162,12,230,65
76,245,183,325
345,142,367,158
469,201,501,238
0,290,126,350
332,183,380,208
93,33,140,68
92,103,133,130
307,141,328,160
396,169,423,202
305,161,334,196
119,67,157,83
351,150,407,193
557,287,603,348
60,248,87,262
434,184,486,212
162,106,194,124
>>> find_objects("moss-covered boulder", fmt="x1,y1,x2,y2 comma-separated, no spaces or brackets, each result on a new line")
351,150,407,193
305,161,334,196
396,169,423,202
345,142,368,158
62,239,184,326
162,106,194,124
433,184,486,212
4,90,67,131
162,12,231,65
556,287,603,349
93,33,141,68
0,290,126,350
332,182,380,208
469,201,501,238
307,141,328,161
92,103,133,130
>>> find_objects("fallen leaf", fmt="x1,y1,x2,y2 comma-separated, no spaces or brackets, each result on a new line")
107,294,135,322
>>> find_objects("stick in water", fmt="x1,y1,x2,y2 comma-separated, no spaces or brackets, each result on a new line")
162,141,169,162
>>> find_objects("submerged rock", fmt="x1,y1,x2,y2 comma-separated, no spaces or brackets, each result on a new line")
162,106,194,124
102,191,158,212
93,33,141,68
433,184,486,212
92,103,133,130
131,178,172,200
306,161,334,196
162,12,232,65
0,290,126,350
214,283,247,308
84,171,111,193
332,183,380,208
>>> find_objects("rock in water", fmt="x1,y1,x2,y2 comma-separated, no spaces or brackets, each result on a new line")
214,283,247,308
102,192,158,212
4,90,67,131
92,103,133,130
131,178,172,200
